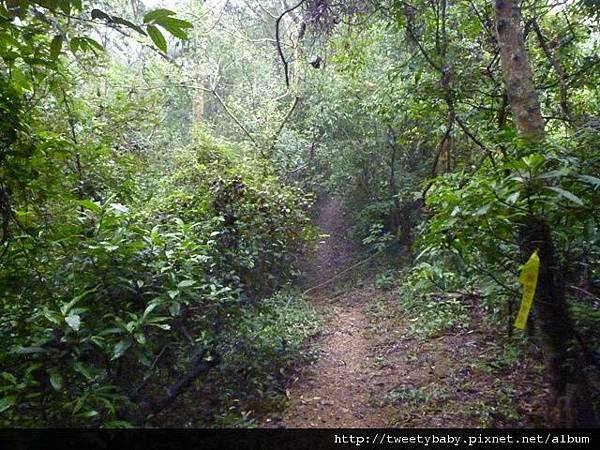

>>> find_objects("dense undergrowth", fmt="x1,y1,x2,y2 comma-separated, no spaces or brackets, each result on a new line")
0,2,321,425
2,0,600,428
0,124,321,426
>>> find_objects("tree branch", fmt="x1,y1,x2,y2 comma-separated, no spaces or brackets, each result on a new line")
275,0,306,88
455,115,496,168
141,348,219,416
269,95,300,154
197,86,258,146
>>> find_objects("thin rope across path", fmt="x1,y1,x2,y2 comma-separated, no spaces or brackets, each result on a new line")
301,241,398,297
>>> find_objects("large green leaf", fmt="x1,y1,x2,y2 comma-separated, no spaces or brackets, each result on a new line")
111,17,146,36
65,313,81,331
58,0,71,15
48,370,63,391
112,339,132,360
577,174,600,189
50,35,63,60
146,24,167,53
156,17,193,40
178,279,196,288
548,186,584,206
81,37,104,53
0,396,16,413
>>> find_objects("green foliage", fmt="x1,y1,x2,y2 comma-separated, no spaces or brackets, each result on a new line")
417,136,600,321
209,292,321,426
397,264,471,338
0,133,314,425
0,2,315,427
379,384,450,408
2,0,600,428
362,223,394,253
374,270,397,290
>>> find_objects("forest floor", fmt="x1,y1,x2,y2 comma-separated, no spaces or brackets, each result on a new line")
263,197,547,428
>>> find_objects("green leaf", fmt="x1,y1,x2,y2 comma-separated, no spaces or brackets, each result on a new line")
78,199,102,213
143,8,176,24
48,370,63,391
104,420,134,428
134,333,146,345
35,0,59,9
61,288,95,315
50,35,63,60
146,24,167,53
111,17,147,35
44,310,63,325
58,0,71,15
177,280,196,288
577,174,600,189
506,191,520,205
73,362,94,381
156,17,192,40
1,372,17,384
538,170,566,179
70,37,80,54
473,204,491,216
10,67,33,93
112,339,132,360
142,303,158,320
548,186,584,206
15,346,46,354
91,9,111,21
169,302,180,316
522,153,545,169
82,37,104,53
65,313,81,332
162,17,193,30
0,396,16,413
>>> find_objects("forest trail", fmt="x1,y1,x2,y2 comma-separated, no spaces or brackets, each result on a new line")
265,197,547,428
267,197,396,427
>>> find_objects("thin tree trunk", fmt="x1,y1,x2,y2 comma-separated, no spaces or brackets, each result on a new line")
493,0,598,426
531,19,575,124
194,64,205,123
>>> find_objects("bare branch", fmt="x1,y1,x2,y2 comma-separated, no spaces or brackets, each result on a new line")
276,0,307,88
197,86,258,146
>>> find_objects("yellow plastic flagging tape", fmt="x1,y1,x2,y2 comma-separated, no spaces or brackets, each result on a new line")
514,250,540,330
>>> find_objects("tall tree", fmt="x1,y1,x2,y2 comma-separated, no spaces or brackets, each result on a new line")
493,0,598,427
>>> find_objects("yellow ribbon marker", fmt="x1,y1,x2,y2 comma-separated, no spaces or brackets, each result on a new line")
514,249,540,329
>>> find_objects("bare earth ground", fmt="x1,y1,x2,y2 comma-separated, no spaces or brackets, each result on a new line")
264,197,547,428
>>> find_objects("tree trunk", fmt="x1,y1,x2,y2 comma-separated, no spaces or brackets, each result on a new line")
494,0,545,141
493,0,598,426
519,221,597,426
194,63,205,123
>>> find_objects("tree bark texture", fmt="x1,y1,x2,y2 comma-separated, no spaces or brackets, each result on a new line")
494,0,546,141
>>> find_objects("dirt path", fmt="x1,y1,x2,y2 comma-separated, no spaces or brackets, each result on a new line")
264,196,547,428
268,197,395,427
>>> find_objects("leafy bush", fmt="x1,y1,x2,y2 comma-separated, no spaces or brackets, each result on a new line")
397,263,471,337
209,292,321,426
414,138,600,334
0,127,316,426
